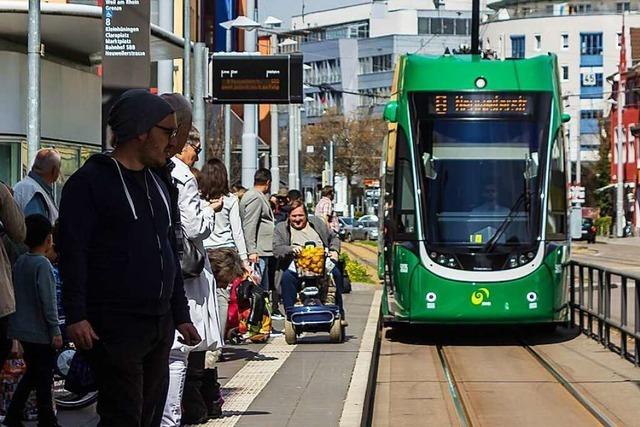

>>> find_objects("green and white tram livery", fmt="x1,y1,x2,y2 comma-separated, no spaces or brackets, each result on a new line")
379,54,570,325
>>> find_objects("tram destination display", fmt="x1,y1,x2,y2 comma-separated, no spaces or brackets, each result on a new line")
428,93,533,117
212,54,303,104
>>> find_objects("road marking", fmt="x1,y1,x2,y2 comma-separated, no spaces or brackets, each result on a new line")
203,337,297,427
339,289,382,427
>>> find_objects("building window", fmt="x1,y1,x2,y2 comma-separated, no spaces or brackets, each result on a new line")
359,54,393,74
580,32,603,55
534,34,542,50
617,2,630,13
455,18,468,36
511,35,525,58
562,65,569,80
576,4,592,13
442,18,454,35
418,17,429,34
580,72,603,99
580,110,602,134
358,87,391,107
425,17,470,35
561,33,569,49
430,17,442,34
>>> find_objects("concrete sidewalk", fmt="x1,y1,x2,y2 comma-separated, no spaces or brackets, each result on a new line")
44,282,379,427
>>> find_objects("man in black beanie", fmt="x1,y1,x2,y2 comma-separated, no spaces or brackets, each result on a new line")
58,89,201,427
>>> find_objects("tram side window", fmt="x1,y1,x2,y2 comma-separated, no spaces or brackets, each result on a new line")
394,128,417,238
546,132,567,240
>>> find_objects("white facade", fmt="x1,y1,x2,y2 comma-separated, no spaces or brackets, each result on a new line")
482,10,635,163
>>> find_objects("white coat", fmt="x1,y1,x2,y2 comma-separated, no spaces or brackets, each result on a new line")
170,158,224,352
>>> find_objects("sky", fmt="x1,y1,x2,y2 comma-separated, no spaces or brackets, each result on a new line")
258,0,365,29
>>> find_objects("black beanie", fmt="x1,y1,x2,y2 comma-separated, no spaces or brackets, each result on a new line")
108,89,175,144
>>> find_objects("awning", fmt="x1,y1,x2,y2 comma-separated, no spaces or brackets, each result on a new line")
0,1,189,64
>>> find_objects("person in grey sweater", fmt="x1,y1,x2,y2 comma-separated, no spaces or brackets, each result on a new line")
4,214,62,427
239,168,275,293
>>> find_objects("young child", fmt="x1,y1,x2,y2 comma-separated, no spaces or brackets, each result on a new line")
4,215,62,427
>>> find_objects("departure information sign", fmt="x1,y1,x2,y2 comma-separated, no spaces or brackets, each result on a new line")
428,93,533,116
212,54,303,104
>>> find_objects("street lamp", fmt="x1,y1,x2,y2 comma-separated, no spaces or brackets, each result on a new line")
219,19,235,174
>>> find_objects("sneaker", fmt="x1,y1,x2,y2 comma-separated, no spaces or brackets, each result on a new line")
207,398,224,420
340,320,349,327
271,310,285,320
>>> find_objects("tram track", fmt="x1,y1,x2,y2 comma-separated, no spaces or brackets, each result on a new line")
433,339,615,427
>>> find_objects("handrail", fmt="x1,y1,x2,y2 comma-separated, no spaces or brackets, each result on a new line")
569,260,640,366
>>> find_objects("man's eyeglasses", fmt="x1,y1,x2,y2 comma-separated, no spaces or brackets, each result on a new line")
155,125,178,139
188,142,202,155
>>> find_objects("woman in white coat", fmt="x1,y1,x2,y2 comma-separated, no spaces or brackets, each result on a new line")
162,128,224,426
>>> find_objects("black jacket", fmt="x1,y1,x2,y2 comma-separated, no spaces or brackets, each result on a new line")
58,154,190,325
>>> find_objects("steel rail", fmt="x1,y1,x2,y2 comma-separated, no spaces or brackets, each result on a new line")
436,345,472,427
522,342,615,427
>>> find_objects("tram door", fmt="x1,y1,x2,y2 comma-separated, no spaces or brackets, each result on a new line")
386,127,418,315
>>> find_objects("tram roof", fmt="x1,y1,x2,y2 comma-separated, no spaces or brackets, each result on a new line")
399,54,557,93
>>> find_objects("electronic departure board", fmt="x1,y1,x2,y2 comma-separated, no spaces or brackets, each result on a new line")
212,54,303,104
428,93,533,117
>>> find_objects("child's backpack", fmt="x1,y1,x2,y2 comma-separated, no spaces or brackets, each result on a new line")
226,277,271,344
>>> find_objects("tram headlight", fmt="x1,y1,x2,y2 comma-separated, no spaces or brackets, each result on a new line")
519,254,528,265
438,254,447,265
508,256,519,268
430,252,438,259
447,258,457,268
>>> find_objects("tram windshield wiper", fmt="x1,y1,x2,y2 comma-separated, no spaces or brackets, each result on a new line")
482,191,528,253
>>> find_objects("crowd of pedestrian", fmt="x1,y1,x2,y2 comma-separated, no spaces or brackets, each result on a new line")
0,88,344,427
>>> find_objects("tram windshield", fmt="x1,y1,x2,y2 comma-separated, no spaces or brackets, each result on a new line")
411,92,551,254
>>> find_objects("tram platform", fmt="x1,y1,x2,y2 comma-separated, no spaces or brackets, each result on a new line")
45,282,381,427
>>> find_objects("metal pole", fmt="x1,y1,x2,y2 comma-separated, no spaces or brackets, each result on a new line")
224,28,232,174
296,105,302,189
193,43,205,169
270,34,280,193
157,0,173,94
27,0,41,168
288,104,296,189
471,0,480,54
616,78,625,237
329,136,334,186
576,119,582,185
183,0,191,99
241,3,258,187
196,46,208,169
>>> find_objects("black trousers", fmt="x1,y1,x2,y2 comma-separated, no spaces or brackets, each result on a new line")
181,351,220,424
5,341,57,426
0,316,11,369
86,313,174,427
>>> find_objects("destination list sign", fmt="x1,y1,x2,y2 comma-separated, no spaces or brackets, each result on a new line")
102,0,150,88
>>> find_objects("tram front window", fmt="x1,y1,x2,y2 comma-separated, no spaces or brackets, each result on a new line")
411,92,551,270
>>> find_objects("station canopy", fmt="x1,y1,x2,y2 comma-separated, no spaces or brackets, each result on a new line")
0,2,187,64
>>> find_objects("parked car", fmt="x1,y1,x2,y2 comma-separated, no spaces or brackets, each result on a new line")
348,218,379,241
578,217,597,244
338,217,354,241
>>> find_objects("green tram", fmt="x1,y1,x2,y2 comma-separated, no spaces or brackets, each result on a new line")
379,53,571,325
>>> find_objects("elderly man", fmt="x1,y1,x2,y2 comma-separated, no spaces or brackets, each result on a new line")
273,200,346,323
58,89,200,427
13,148,61,224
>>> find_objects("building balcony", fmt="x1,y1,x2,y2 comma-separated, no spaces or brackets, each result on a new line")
580,118,600,134
580,54,603,67
580,86,603,99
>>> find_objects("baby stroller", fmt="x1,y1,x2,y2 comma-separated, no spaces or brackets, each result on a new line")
284,245,345,345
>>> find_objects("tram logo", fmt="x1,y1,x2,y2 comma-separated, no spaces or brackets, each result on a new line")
471,288,492,306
